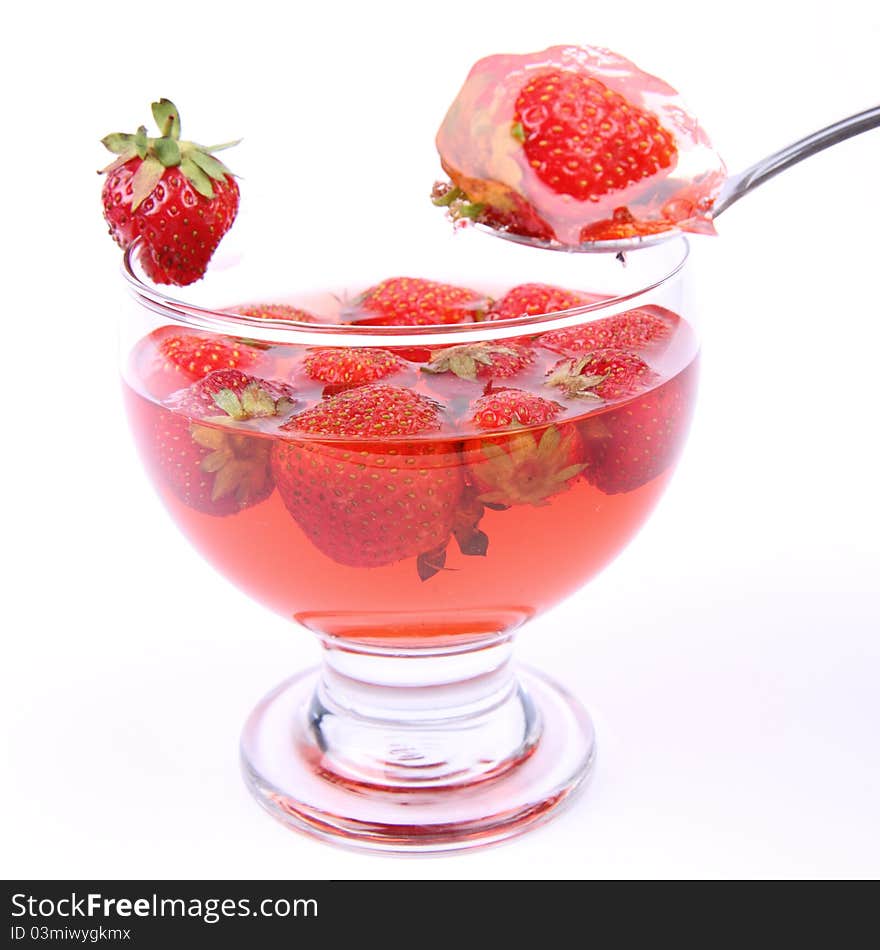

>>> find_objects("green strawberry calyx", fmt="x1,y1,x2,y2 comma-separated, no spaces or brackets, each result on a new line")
182,380,289,505
431,181,486,222
189,426,271,505
476,425,587,507
421,342,520,382
100,98,240,210
209,382,294,422
545,357,608,399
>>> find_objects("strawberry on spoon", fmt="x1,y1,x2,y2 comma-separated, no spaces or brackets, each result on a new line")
434,45,723,247
435,47,880,252
101,98,240,285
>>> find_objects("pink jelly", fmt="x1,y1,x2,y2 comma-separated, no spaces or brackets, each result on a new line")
436,45,726,244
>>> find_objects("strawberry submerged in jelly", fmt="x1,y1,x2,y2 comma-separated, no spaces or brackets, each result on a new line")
583,366,697,494
131,327,269,399
539,307,676,356
422,341,536,383
434,45,725,245
463,390,586,507
225,302,319,322
302,347,411,394
545,349,656,401
488,283,598,322
270,386,465,574
153,369,295,516
347,277,489,327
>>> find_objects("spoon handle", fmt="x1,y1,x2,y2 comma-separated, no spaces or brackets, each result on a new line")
713,105,880,218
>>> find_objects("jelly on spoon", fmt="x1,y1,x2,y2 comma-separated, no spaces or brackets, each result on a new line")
434,45,727,246
434,46,880,254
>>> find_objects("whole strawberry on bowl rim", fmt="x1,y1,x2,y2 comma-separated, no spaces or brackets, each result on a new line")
101,98,240,286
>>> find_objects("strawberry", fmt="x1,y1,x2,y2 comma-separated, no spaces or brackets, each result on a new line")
585,368,696,494
302,347,408,391
512,70,677,204
578,207,681,242
167,368,295,419
431,180,555,242
433,46,719,244
421,342,535,382
101,98,239,286
133,327,263,399
546,349,655,401
539,309,675,356
349,277,489,326
463,390,584,506
468,389,563,430
270,386,464,570
465,424,585,508
287,384,443,438
488,283,597,321
154,370,294,516
225,303,318,322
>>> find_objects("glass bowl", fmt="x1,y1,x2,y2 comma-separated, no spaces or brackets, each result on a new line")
119,221,697,852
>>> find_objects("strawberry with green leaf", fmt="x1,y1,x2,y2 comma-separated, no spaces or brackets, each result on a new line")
101,98,240,286
545,350,655,401
421,341,535,383
167,368,296,421
154,370,295,517
463,390,585,506
432,47,709,244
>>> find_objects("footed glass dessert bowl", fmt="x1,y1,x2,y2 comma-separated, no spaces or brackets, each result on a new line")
120,222,697,851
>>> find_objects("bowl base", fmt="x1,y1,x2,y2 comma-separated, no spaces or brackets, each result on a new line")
240,666,595,853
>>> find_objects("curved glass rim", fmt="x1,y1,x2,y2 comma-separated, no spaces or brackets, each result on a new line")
122,236,690,347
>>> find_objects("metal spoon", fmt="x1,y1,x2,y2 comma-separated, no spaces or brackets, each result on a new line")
477,104,880,254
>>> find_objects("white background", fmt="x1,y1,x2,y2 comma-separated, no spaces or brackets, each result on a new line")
3,0,879,879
